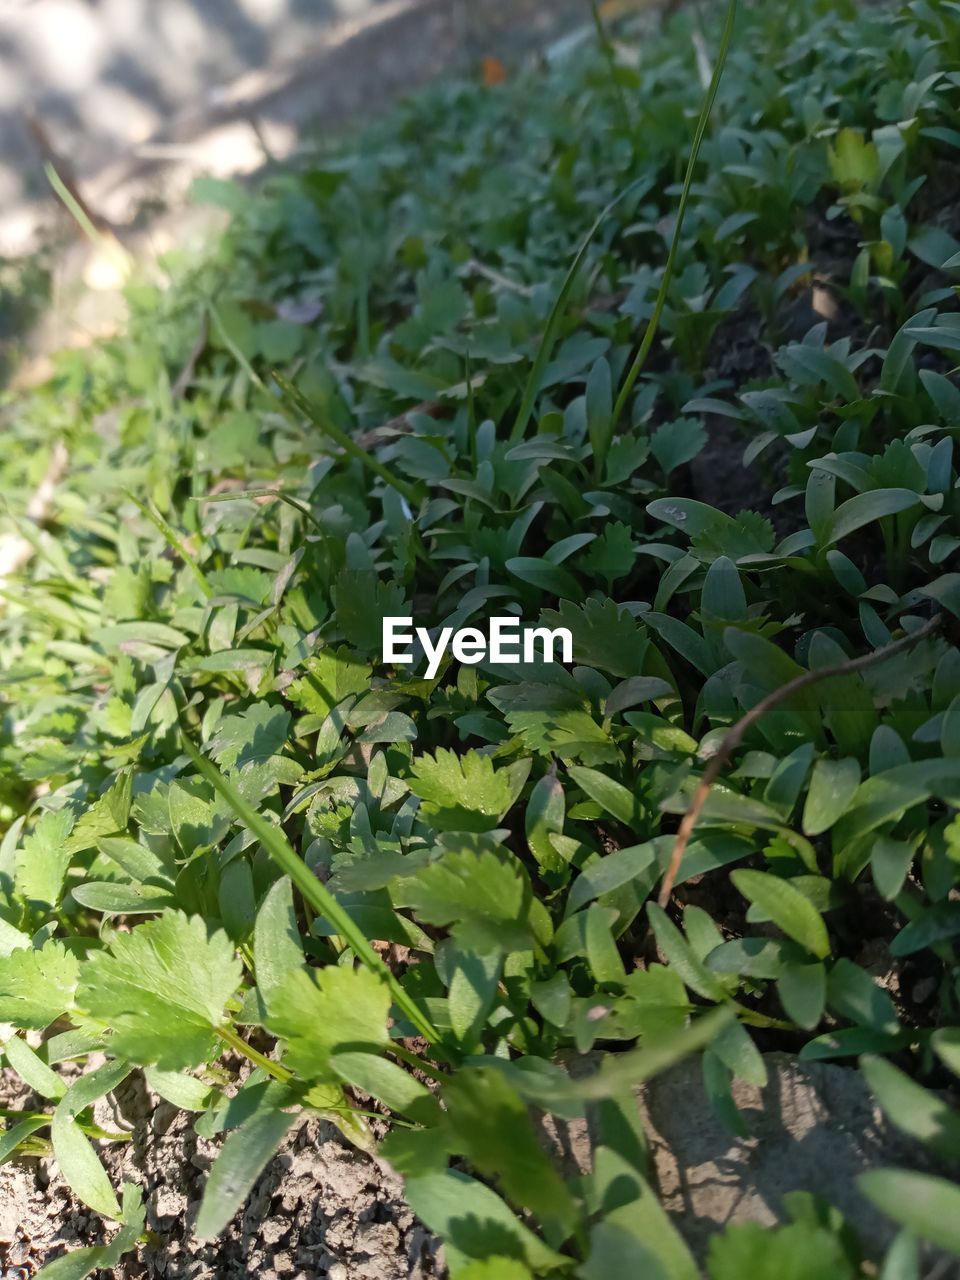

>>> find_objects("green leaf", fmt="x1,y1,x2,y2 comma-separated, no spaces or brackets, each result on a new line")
801,758,861,837
286,646,371,715
586,357,614,475
870,837,915,901
266,965,390,1081
525,771,566,874
890,902,960,955
585,902,627,984
731,870,830,959
827,958,899,1034
707,1221,855,1280
253,877,304,1005
568,765,638,828
536,1006,733,1105
0,940,79,1028
76,912,241,1069
70,882,176,914
825,489,920,545
711,1017,767,1087
861,1055,960,1158
777,962,826,1029
651,417,707,474
0,1114,48,1165
196,1102,299,1240
588,1146,699,1280
15,808,74,907
442,1067,578,1235
404,1170,569,1273
143,1066,213,1111
3,1033,67,1099
447,950,502,1049
51,1111,121,1219
409,749,518,832
208,702,291,770
397,848,536,954
647,904,728,1001
828,128,879,190
453,1263,532,1280
329,1050,436,1120
540,598,647,678
859,1170,960,1253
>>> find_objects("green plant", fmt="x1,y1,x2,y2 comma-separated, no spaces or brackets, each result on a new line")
1,0,960,1275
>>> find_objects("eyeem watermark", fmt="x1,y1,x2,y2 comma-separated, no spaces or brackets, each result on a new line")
384,616,573,679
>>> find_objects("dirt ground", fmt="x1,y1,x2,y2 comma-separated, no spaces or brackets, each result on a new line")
2,1051,951,1277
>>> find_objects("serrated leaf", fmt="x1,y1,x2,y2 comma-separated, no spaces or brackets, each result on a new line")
540,598,647,677
397,848,535,954
208,702,291,770
409,749,517,832
76,912,241,1069
0,941,79,1028
266,965,390,1081
707,1221,855,1280
15,808,74,907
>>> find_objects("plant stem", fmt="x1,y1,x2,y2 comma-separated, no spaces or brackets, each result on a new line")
271,370,419,505
388,1041,447,1083
125,491,213,598
612,0,738,425
216,1022,294,1084
657,612,943,910
508,175,652,445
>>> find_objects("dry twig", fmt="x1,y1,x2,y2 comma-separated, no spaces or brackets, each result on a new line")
657,613,944,910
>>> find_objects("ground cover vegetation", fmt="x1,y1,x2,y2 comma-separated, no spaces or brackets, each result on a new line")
2,0,960,1273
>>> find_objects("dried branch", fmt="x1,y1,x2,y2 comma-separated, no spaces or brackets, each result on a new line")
656,613,944,911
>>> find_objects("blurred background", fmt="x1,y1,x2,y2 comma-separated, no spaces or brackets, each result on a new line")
0,0,592,258
0,0,603,379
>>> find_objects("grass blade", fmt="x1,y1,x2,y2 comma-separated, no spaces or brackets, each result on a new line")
508,176,651,445
612,0,738,425
179,728,440,1046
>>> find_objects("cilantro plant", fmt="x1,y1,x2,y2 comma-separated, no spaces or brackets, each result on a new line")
2,0,960,1275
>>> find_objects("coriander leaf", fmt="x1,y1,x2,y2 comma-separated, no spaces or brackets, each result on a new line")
76,912,241,1069
266,965,390,1081
0,940,79,1029
409,749,516,832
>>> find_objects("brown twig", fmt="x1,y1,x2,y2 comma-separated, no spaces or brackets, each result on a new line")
656,613,944,911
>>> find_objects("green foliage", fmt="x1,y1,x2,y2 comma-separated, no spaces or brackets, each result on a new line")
1,0,960,1272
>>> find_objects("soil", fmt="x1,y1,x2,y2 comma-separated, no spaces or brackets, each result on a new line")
4,1050,955,1277
0,1067,443,1280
